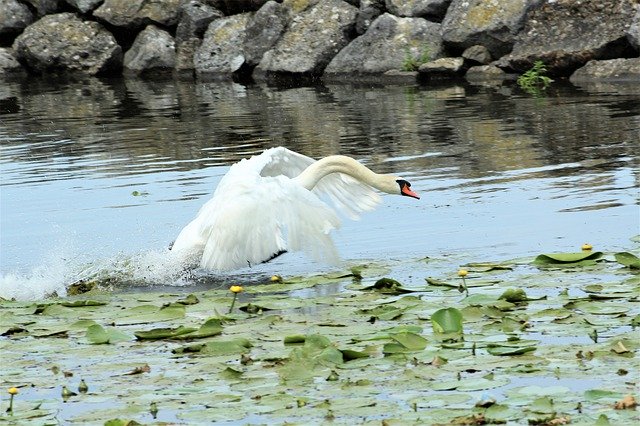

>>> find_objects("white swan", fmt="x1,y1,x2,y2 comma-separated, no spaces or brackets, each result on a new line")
171,147,419,271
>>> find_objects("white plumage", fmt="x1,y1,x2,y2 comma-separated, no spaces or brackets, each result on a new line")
170,147,419,271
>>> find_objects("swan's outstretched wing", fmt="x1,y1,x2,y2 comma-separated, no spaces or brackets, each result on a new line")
257,147,381,219
172,174,341,271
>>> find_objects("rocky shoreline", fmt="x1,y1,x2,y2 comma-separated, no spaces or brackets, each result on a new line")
1,0,639,84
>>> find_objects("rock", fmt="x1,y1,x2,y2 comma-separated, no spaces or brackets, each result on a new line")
324,13,442,75
385,0,452,20
462,45,492,65
22,0,61,17
465,64,508,82
257,0,357,75
500,0,639,76
244,0,288,66
441,0,541,58
210,0,271,15
418,56,464,78
0,0,34,42
176,0,223,43
175,37,201,73
124,25,175,74
12,13,122,75
628,7,640,50
194,13,252,77
64,0,104,14
0,47,24,74
356,0,384,34
570,58,640,82
381,69,419,84
94,0,181,28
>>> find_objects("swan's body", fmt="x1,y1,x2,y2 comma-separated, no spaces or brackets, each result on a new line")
171,147,419,271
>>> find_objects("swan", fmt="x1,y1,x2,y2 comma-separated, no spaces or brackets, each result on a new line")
170,147,419,271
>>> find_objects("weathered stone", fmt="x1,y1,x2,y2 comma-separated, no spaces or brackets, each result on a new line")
570,58,640,82
500,0,639,76
325,13,442,75
244,0,288,66
442,0,541,58
94,0,181,28
258,0,357,75
64,0,104,14
176,0,223,43
385,0,451,20
464,64,508,82
418,56,464,77
22,0,61,17
0,47,23,74
356,0,384,34
175,37,201,72
195,12,251,76
124,25,175,74
12,13,122,75
0,0,34,41
462,45,492,65
627,7,640,50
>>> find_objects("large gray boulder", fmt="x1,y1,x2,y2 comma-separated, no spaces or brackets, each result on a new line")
628,7,640,50
0,0,34,40
22,0,61,17
176,0,223,43
94,0,181,28
500,0,639,76
124,25,175,74
194,13,252,76
0,47,24,74
325,13,443,75
257,0,358,75
356,0,384,34
64,0,104,14
243,0,288,66
12,13,122,75
441,0,541,59
570,58,640,82
385,0,451,20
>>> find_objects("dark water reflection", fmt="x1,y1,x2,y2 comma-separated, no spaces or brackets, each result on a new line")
1,75,638,299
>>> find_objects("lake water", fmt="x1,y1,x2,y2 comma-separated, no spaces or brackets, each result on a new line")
1,76,638,300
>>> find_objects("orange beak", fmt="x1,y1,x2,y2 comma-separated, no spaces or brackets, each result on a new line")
402,184,420,199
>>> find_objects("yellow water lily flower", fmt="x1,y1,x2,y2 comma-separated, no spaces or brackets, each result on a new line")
230,285,244,293
457,269,469,278
8,387,18,395
581,243,593,251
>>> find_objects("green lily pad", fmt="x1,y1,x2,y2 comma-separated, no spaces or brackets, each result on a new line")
86,324,131,344
389,332,428,351
431,307,463,335
134,325,198,340
60,300,108,307
614,252,640,269
362,277,416,294
486,344,537,356
533,251,603,265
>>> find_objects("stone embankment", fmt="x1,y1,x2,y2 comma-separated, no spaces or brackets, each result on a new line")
1,0,639,83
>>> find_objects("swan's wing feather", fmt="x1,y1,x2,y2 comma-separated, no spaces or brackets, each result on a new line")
257,147,382,220
183,176,341,271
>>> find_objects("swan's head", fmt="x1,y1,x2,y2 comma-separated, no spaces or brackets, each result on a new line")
396,179,420,199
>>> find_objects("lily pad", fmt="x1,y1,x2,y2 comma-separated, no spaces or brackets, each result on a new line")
533,251,603,265
134,325,198,340
86,324,132,344
614,252,640,269
431,307,464,335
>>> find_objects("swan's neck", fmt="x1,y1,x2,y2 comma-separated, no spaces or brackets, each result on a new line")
294,155,395,193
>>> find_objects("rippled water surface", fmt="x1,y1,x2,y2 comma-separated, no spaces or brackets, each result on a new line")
1,76,638,299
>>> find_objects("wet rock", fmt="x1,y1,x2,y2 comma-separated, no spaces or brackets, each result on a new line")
356,0,384,34
325,13,443,75
194,12,251,77
0,48,24,74
244,0,288,66
12,13,122,75
465,64,508,82
0,0,34,41
124,25,176,74
570,58,640,82
176,0,223,43
385,0,451,20
64,0,104,14
628,7,640,50
441,0,541,58
257,0,357,75
175,37,201,73
418,56,464,78
381,69,419,84
94,0,181,28
22,0,61,17
462,45,492,65
499,0,639,76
